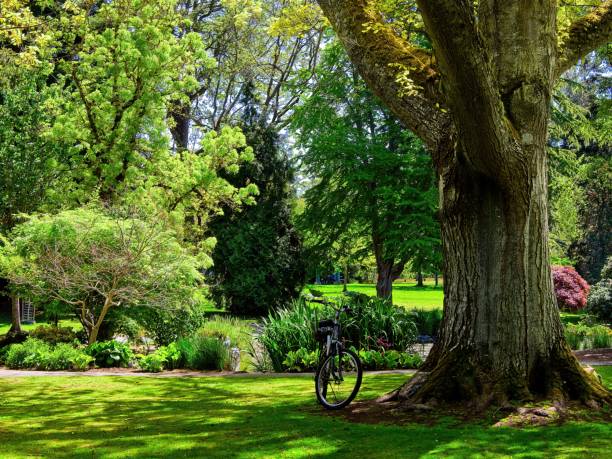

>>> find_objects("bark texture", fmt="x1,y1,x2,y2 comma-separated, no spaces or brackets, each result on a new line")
9,295,21,333
317,0,612,407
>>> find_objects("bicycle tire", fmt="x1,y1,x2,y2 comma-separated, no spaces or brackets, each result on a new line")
315,348,362,410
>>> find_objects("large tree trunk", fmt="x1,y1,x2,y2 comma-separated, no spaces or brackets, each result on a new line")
317,0,612,408
9,295,21,333
389,139,608,406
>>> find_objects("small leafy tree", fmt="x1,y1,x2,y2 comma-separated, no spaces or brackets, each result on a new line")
1,208,205,343
552,266,590,311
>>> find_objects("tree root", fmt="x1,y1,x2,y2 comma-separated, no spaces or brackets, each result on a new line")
378,344,611,414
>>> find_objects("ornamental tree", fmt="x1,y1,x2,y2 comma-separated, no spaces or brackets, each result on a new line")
0,208,205,344
317,0,612,408
552,266,590,311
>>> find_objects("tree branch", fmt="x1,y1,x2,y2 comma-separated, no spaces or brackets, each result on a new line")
316,0,449,150
412,0,527,180
556,0,612,78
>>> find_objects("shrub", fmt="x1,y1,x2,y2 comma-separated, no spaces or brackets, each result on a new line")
30,325,77,345
138,305,205,346
282,348,320,372
586,280,612,324
552,266,590,310
564,323,612,350
4,338,92,370
408,309,443,337
138,342,184,372
85,340,133,368
5,338,49,369
258,300,323,371
356,349,423,371
176,336,228,371
45,343,93,370
280,347,423,372
341,296,418,352
259,296,418,372
139,353,166,373
199,315,252,349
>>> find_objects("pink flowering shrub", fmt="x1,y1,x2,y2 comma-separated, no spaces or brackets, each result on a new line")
552,266,590,311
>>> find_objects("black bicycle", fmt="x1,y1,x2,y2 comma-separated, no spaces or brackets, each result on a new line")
314,305,363,409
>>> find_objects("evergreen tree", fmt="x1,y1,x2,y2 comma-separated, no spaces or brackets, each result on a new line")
209,89,304,315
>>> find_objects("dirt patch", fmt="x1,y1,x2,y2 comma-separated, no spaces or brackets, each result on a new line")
311,397,612,428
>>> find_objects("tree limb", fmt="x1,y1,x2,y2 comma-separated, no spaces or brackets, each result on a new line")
556,0,612,78
316,0,449,150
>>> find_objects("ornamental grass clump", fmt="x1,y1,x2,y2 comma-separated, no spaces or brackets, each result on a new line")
552,266,590,311
4,337,92,370
175,335,228,371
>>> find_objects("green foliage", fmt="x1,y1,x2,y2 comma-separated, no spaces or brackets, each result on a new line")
136,304,206,346
258,300,322,371
408,308,443,337
259,296,418,372
340,295,418,351
0,69,68,232
586,257,612,324
292,40,440,292
209,120,305,316
282,348,320,372
356,349,423,371
85,341,133,368
4,337,92,370
138,342,183,373
1,207,205,343
199,315,252,350
564,323,612,350
571,157,611,283
138,353,166,373
175,336,228,371
281,347,423,372
30,326,78,345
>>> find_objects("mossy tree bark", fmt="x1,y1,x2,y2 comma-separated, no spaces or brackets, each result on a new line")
317,0,612,406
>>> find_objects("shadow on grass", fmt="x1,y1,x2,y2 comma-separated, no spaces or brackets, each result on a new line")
0,374,610,458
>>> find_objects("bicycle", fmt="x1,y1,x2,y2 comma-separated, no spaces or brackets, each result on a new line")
314,304,363,409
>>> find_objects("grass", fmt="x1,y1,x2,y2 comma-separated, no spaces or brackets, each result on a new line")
0,369,610,458
307,281,444,310
0,312,82,335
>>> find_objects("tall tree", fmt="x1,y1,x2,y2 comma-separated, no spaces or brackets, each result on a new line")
168,0,325,150
293,41,439,302
208,89,305,315
0,69,69,332
317,0,612,407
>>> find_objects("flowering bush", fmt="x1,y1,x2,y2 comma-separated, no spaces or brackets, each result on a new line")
552,266,590,311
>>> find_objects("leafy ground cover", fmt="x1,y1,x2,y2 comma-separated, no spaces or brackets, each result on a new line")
0,369,610,458
307,282,444,309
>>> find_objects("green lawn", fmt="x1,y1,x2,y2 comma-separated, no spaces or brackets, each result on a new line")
1,369,610,458
0,316,82,335
307,282,444,309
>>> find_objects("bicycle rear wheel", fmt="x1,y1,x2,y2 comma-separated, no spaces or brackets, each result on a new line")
315,348,362,409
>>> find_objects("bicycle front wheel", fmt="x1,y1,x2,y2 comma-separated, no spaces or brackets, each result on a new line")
315,348,362,409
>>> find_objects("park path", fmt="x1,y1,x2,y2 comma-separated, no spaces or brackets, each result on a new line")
1,349,609,378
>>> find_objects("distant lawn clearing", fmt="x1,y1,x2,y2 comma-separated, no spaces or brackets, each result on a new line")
0,317,82,336
1,368,611,458
307,282,444,310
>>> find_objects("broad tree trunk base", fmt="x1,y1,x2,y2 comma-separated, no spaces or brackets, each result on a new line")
379,345,611,412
